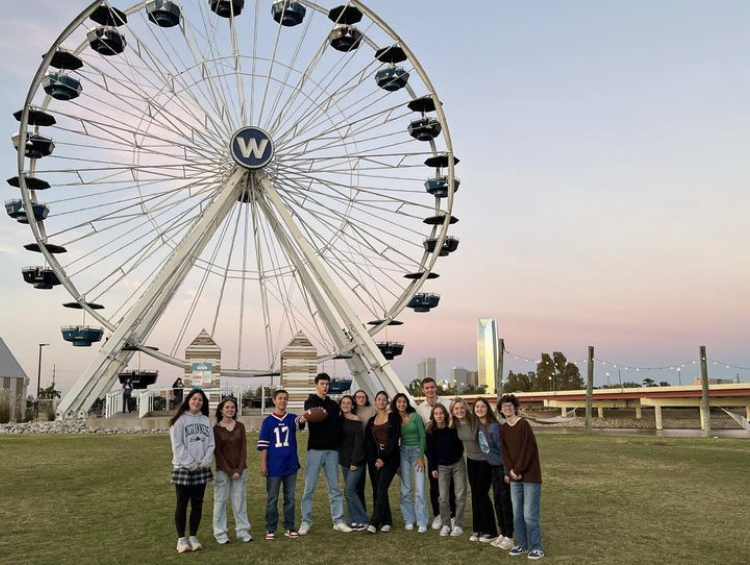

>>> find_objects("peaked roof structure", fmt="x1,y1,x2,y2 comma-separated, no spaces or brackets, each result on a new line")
187,329,220,349
284,331,314,349
0,338,29,380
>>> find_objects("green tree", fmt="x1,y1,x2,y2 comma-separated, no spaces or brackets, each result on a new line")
406,378,423,397
536,352,584,391
460,384,487,395
503,371,535,393
38,384,61,400
642,378,658,387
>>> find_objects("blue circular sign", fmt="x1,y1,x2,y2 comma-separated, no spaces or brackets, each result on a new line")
230,126,275,170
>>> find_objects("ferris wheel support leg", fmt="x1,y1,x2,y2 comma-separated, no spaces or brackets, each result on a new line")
57,169,250,418
255,173,409,400
249,178,375,399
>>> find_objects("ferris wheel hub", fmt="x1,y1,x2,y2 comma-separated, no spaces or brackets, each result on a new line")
230,126,275,170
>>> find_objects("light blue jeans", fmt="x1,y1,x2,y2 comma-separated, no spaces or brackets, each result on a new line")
300,449,344,525
266,471,297,532
212,469,250,539
399,445,428,528
510,481,542,551
341,465,369,525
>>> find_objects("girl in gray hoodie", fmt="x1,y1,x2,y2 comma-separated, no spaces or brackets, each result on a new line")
169,389,215,553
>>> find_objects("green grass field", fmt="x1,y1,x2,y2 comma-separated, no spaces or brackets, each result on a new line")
0,433,747,565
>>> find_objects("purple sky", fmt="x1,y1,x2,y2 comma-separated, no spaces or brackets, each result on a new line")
1,1,748,394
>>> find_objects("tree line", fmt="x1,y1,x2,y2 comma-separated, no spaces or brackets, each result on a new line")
406,352,672,396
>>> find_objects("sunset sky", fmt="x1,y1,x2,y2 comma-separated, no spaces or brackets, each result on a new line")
1,0,749,395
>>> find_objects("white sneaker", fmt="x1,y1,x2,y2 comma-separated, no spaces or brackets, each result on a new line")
450,526,464,537
187,536,202,551
367,525,377,534
499,536,515,550
440,525,451,537
469,532,479,542
333,522,353,533
298,522,311,536
431,516,442,530
418,525,427,534
333,522,354,534
380,525,391,532
237,532,253,542
405,524,414,531
215,533,230,545
479,534,497,543
176,537,191,553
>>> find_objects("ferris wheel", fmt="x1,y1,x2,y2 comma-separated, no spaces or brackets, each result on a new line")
9,0,460,417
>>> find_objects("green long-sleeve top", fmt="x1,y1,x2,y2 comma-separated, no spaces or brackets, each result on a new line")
400,412,426,457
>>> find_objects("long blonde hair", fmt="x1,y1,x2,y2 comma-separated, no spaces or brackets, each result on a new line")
449,397,476,432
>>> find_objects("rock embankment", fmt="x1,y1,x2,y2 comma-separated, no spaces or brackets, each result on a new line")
0,420,168,435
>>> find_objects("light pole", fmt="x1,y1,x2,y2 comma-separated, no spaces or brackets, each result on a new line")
36,343,49,398
36,343,49,420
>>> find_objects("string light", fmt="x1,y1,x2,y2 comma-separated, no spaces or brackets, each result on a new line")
502,348,746,373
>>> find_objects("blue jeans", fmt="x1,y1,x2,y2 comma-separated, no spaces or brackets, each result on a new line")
399,445,428,528
510,482,542,551
266,472,297,532
213,469,250,539
341,465,369,525
300,449,344,525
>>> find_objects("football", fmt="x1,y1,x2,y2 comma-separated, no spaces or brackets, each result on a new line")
304,406,328,423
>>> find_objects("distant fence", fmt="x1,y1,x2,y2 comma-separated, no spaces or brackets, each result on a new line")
104,385,275,419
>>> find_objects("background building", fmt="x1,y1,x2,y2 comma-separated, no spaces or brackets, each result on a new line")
280,332,317,410
184,329,221,387
450,366,468,389
0,338,30,422
417,357,437,380
477,318,499,394
467,370,479,388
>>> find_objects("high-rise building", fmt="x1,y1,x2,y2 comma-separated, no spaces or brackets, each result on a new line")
450,366,468,389
467,370,479,388
477,318,499,394
417,357,437,380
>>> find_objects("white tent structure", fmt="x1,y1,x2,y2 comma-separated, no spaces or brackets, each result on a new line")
0,338,30,422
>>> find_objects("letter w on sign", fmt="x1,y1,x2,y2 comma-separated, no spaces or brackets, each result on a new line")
236,137,268,159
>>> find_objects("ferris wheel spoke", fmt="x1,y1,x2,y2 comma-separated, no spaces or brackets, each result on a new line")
185,0,245,129
275,168,434,221
271,54,382,147
269,12,379,140
263,6,318,133
247,189,276,368
209,204,242,337
170,202,238,357
63,193,212,301
75,52,230,150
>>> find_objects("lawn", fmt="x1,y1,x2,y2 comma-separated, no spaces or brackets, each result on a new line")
0,433,747,565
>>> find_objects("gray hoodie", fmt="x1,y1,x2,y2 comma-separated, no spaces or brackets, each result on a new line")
170,411,215,470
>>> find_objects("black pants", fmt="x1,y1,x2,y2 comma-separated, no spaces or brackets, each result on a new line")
356,463,374,513
428,470,455,518
466,458,498,537
174,483,207,538
491,465,514,537
368,462,397,528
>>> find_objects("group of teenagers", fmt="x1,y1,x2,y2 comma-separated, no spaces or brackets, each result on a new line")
168,373,545,560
